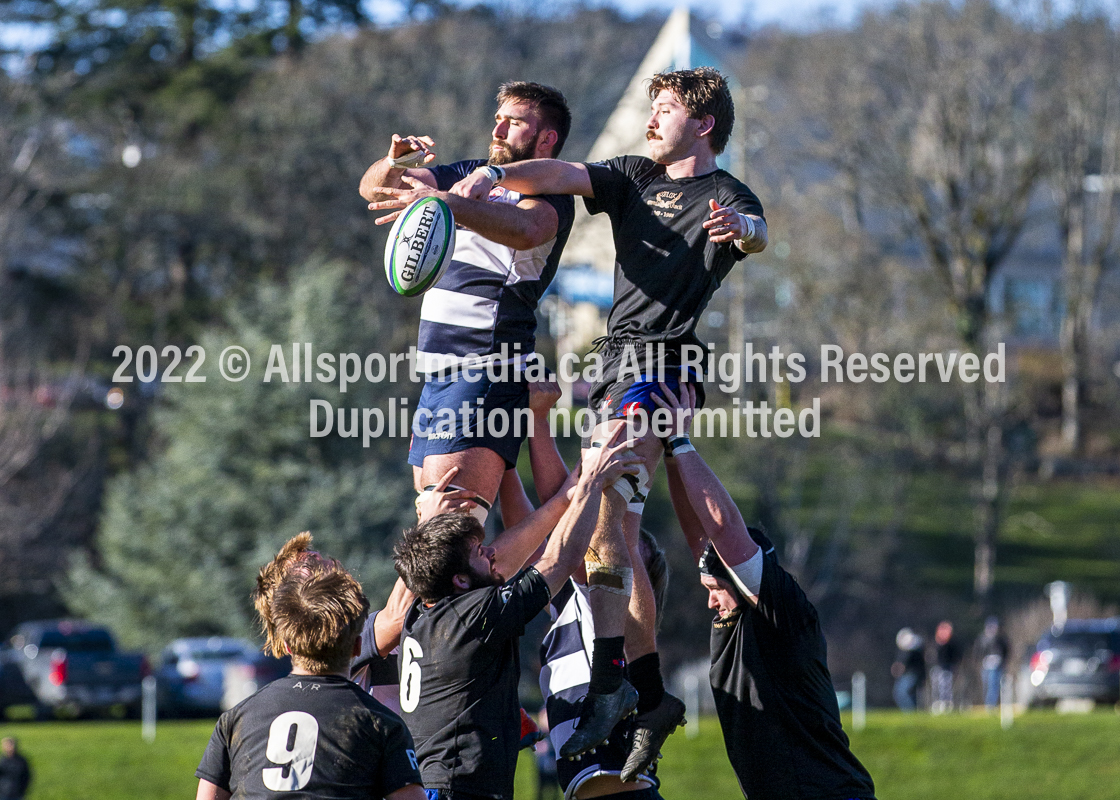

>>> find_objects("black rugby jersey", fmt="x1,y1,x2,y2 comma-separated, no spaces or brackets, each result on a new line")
196,673,421,799
584,155,764,353
417,160,574,374
709,557,876,800
399,566,551,800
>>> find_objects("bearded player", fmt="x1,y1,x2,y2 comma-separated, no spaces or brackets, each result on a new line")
360,81,574,526
438,67,766,774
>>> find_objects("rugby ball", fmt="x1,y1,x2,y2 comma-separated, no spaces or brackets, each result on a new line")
384,196,456,296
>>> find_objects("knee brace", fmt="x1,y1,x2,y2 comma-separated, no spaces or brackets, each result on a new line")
584,562,634,597
416,484,491,524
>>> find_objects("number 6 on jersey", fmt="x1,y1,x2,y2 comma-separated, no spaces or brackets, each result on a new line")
400,637,424,713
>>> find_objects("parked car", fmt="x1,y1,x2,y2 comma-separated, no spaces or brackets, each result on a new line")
156,637,289,717
7,619,147,718
221,650,292,712
1023,618,1120,707
0,642,38,713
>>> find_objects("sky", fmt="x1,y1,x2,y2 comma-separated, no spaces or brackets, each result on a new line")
1,0,889,54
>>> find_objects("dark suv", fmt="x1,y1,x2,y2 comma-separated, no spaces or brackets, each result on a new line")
1025,618,1120,707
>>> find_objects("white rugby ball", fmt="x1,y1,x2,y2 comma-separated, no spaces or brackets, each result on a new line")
384,196,456,296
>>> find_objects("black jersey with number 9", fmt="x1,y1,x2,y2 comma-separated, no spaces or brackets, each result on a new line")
196,673,421,798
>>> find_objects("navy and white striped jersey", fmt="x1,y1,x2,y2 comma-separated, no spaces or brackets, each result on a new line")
418,159,575,374
540,579,657,799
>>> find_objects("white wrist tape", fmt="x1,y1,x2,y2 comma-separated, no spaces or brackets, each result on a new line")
738,212,756,240
664,435,695,459
728,548,764,599
389,150,429,169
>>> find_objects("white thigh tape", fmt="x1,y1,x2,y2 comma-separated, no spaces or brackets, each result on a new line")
417,484,491,524
585,563,634,597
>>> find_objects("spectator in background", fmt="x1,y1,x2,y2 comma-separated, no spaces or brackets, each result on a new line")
930,620,962,714
891,628,926,712
975,617,1010,709
0,737,31,800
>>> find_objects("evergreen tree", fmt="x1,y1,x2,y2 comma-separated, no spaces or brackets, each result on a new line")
67,260,415,649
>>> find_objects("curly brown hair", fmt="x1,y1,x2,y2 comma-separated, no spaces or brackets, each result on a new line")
648,67,734,155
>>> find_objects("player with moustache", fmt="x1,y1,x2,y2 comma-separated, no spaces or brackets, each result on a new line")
195,544,425,800
653,383,877,800
440,67,767,775
391,424,639,800
360,81,575,528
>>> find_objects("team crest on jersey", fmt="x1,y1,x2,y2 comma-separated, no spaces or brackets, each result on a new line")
500,586,514,605
648,191,684,214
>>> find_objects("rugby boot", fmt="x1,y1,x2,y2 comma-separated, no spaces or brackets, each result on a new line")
619,692,686,782
559,679,639,759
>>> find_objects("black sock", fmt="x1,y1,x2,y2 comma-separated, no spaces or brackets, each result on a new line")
588,636,626,694
628,652,665,713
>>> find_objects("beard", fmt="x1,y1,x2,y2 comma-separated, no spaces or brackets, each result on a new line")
467,565,502,590
488,135,538,166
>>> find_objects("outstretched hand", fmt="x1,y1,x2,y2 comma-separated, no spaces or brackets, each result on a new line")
416,466,478,523
580,421,641,487
528,378,563,415
388,134,437,167
367,175,442,226
703,199,749,244
449,170,495,201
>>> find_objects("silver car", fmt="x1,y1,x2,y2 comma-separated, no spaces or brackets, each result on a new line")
156,637,262,717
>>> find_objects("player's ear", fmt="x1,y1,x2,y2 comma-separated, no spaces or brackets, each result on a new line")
695,115,715,139
537,129,559,158
451,573,471,592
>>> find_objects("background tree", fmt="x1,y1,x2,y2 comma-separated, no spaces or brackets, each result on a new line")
67,261,413,649
1042,13,1120,455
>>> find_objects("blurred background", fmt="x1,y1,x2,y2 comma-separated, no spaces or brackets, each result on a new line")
0,0,1119,718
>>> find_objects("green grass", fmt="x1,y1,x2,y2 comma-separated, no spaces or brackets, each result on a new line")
6,710,1120,799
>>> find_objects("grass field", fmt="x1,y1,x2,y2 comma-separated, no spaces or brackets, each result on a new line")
3,710,1119,799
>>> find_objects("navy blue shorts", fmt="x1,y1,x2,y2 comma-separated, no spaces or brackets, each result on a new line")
409,371,529,470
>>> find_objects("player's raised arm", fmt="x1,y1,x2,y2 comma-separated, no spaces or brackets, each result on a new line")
527,378,570,503
489,468,578,582
368,176,560,251
359,134,439,201
652,384,760,595
450,158,594,201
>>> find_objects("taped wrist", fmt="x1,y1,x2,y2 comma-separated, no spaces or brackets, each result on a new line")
388,151,428,168
663,434,695,459
416,484,492,524
585,563,634,597
590,441,650,509
728,548,764,599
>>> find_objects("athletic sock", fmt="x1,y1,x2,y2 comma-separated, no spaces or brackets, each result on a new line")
628,652,665,714
588,636,626,694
